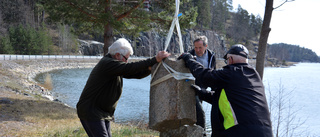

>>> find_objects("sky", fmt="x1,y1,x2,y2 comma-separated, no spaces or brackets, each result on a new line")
232,0,320,56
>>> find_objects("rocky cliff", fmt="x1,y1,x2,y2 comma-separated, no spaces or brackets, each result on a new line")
78,29,226,57
78,39,104,56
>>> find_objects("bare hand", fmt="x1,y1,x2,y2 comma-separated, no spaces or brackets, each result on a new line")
156,51,171,62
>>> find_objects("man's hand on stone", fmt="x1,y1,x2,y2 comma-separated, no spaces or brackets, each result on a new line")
177,53,194,61
191,84,215,95
156,51,171,62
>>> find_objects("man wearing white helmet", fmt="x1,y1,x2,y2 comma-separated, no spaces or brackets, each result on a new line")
178,44,273,137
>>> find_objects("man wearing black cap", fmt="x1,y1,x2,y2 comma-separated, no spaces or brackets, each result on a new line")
178,44,273,137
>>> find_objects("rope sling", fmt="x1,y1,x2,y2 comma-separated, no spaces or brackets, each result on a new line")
150,0,195,87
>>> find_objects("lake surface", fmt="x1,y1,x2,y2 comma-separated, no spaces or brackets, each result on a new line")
35,63,320,136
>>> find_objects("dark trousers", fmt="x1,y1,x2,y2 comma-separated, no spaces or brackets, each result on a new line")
223,125,273,137
196,95,206,130
80,119,112,137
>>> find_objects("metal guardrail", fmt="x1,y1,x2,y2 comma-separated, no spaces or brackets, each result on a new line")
0,54,146,60
0,54,102,60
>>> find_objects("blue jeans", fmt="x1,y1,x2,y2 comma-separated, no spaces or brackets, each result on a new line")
80,119,112,137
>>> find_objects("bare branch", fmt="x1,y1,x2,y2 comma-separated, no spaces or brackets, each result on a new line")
116,0,146,21
61,0,97,19
126,16,169,23
274,0,295,10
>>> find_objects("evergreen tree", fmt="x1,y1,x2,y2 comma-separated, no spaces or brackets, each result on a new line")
6,24,53,55
0,36,14,54
42,0,197,55
36,24,53,54
211,0,232,33
249,14,262,39
268,43,319,62
227,5,250,42
194,0,212,29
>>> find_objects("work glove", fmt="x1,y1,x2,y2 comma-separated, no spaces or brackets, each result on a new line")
177,53,194,61
191,84,215,95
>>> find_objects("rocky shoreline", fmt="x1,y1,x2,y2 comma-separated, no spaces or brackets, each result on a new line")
0,59,100,102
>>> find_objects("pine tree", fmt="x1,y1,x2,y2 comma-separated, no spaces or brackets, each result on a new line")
211,0,232,33
42,0,197,55
194,0,212,29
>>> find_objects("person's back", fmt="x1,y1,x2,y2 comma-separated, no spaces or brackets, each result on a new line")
77,38,170,137
178,44,273,137
209,63,272,137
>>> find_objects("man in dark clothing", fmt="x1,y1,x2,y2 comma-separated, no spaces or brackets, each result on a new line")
76,38,170,137
178,44,273,137
189,36,216,70
188,36,216,134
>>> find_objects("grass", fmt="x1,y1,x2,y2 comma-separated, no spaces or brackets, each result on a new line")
0,85,159,137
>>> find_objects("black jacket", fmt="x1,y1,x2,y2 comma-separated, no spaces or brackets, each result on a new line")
185,58,273,137
189,49,216,70
77,54,157,121
189,49,216,88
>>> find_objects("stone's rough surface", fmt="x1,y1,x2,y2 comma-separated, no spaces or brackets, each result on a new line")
160,124,204,137
149,58,196,132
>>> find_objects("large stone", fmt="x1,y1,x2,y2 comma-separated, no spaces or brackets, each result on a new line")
78,39,104,56
149,58,196,132
160,124,204,137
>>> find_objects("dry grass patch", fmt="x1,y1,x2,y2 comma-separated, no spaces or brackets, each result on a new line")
0,90,159,136
0,90,83,136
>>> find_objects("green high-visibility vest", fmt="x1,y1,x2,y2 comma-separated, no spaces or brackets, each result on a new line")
218,89,239,129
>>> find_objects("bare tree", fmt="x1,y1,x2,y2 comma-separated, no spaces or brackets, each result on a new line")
266,81,308,137
0,10,7,36
58,24,77,54
255,0,295,79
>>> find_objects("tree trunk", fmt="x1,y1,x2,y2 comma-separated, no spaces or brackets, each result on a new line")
103,1,113,56
255,0,274,79
103,23,113,56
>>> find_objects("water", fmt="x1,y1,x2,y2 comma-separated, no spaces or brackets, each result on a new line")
35,63,320,136
35,68,91,107
35,68,151,123
263,63,320,136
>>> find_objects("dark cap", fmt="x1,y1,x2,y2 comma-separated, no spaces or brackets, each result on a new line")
223,44,249,59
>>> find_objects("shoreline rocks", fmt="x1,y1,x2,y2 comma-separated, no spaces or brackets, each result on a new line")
0,59,100,101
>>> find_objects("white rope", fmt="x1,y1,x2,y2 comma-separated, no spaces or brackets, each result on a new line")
162,62,195,81
150,0,195,86
163,0,181,52
150,62,195,87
